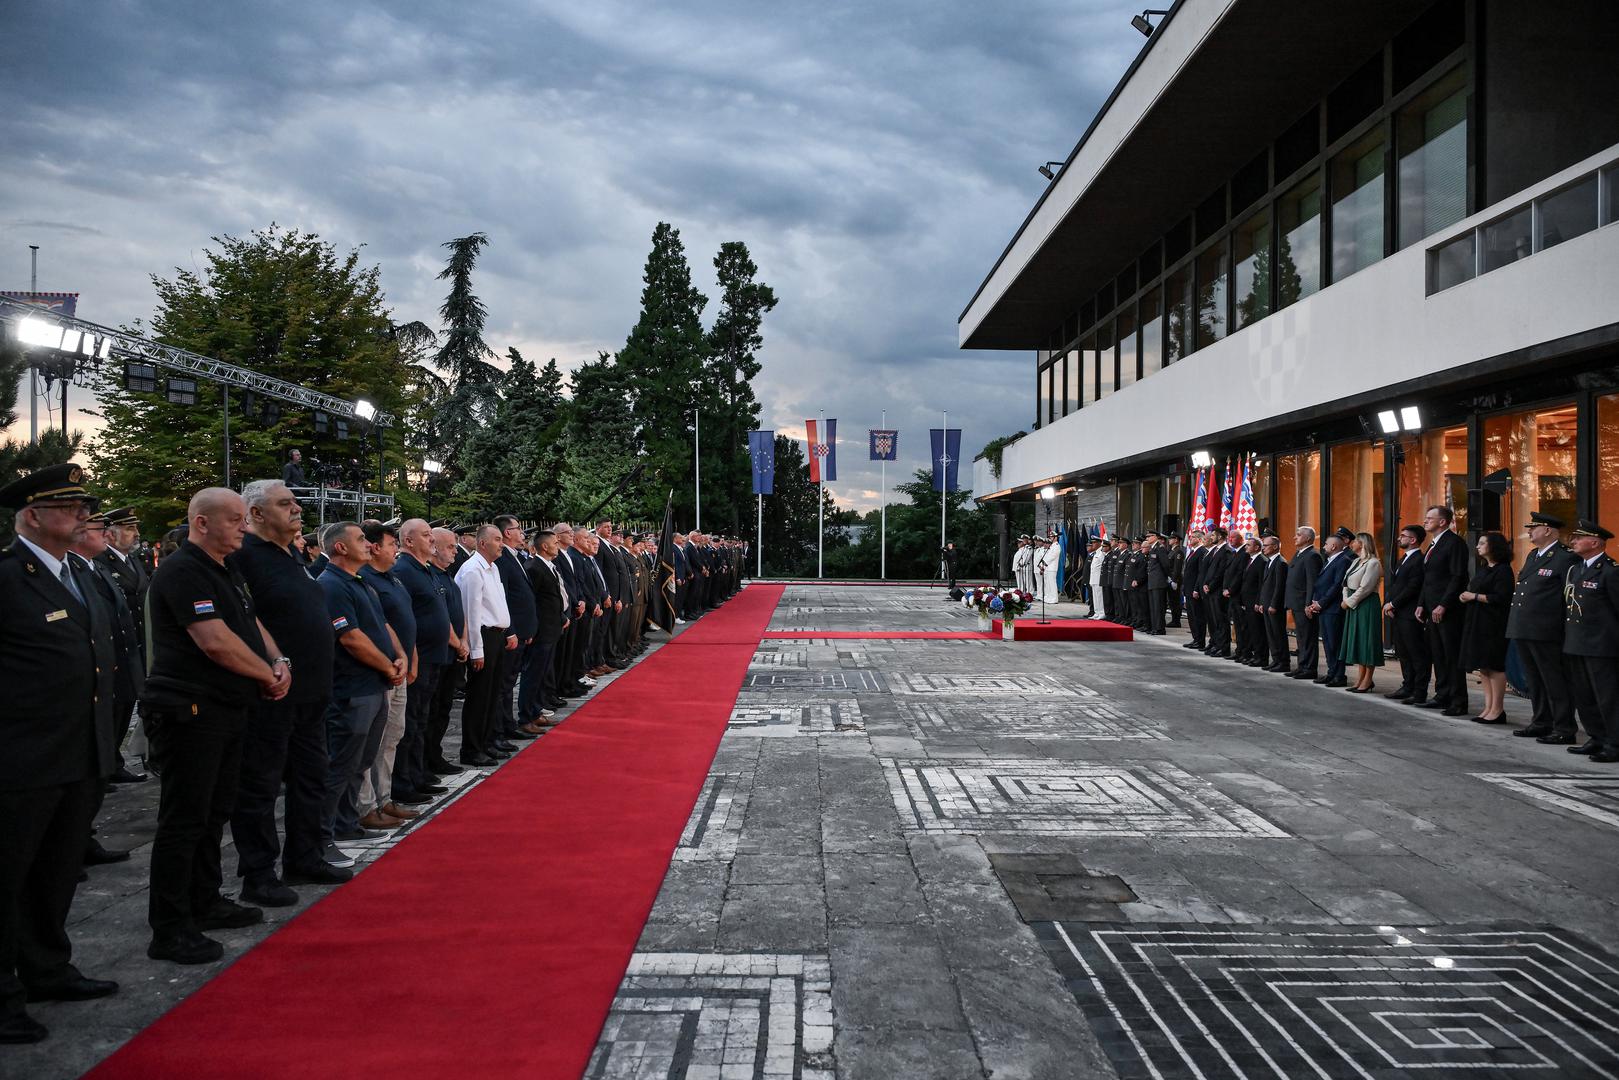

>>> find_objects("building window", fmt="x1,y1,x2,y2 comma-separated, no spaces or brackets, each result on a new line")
1605,167,1618,227
1117,308,1139,389
1065,349,1081,417
1097,321,1116,400
1539,175,1599,251
1250,456,1273,535
1195,241,1227,350
1118,483,1138,540
1038,363,1050,427
1331,129,1387,282
1597,395,1619,533
1395,426,1470,540
1055,352,1070,417
1233,208,1272,330
1164,265,1192,364
1079,333,1097,406
1482,404,1578,566
1140,286,1163,378
1275,449,1321,558
1277,173,1322,306
1328,442,1384,546
1428,231,1475,292
1396,66,1468,249
1163,473,1190,534
1482,205,1533,272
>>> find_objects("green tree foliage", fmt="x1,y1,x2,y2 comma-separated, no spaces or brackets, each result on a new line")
702,242,777,535
757,435,845,576
456,348,568,521
821,470,1002,581
85,226,416,535
616,223,709,522
0,428,85,542
559,351,639,523
432,232,501,458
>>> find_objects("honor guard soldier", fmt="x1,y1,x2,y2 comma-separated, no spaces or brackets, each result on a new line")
0,463,120,1044
1563,519,1619,762
1506,512,1581,743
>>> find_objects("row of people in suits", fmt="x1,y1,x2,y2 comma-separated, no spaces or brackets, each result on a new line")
1085,533,1182,634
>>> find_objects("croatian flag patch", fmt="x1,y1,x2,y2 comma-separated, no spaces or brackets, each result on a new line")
332,616,350,630
193,600,215,614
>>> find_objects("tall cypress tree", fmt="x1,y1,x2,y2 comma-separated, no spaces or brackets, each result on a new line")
433,232,500,459
704,241,777,535
560,351,638,523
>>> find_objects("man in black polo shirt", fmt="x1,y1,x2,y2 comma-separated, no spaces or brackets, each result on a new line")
392,518,451,804
425,526,469,775
228,480,349,909
142,488,290,965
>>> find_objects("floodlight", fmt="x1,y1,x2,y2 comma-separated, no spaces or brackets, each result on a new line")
1037,160,1063,181
1040,485,1057,500
1376,410,1400,435
1400,405,1422,431
58,330,82,353
17,317,63,350
97,338,112,359
314,410,330,435
124,362,158,393
80,334,96,356
353,398,377,421
1190,450,1213,468
260,399,281,426
423,458,444,475
1132,9,1168,36
335,418,350,440
166,377,198,406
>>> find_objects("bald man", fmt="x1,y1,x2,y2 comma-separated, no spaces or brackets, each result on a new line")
393,519,452,801
424,527,470,774
142,488,289,965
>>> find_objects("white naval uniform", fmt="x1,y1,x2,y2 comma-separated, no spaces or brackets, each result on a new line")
1013,545,1032,593
1088,548,1108,619
1041,545,1061,602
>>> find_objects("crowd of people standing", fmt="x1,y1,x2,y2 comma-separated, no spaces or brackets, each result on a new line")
0,461,746,1045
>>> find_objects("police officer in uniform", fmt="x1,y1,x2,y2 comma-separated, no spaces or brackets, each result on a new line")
1563,519,1619,762
1506,512,1581,744
0,464,119,1044
95,506,150,783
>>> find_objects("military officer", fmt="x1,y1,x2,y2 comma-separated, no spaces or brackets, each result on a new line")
94,507,150,782
1506,512,1582,743
1563,519,1619,762
0,463,120,1044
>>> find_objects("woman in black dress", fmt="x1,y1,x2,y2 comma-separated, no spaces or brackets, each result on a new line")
1458,531,1515,724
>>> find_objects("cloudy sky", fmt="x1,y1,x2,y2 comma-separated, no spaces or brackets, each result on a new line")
1,0,1143,511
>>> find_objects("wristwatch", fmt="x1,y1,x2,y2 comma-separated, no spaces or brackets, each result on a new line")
272,656,292,669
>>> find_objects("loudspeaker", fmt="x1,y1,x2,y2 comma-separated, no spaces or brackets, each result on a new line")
1160,513,1182,536
1466,489,1502,532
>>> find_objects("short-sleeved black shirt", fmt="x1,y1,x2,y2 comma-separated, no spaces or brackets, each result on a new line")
394,553,452,666
360,565,416,663
144,539,267,708
227,532,335,704
321,566,394,699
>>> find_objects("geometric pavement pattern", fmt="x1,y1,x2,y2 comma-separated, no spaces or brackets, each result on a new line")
319,766,491,868
741,670,888,693
1472,773,1619,832
886,671,1094,696
727,698,867,737
894,699,1167,740
674,772,748,862
1039,922,1619,1078
881,759,1287,837
587,952,835,1079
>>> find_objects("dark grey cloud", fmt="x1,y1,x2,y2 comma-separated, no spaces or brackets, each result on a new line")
1,0,1142,509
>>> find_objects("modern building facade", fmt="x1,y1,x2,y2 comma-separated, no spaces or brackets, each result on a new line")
963,0,1619,566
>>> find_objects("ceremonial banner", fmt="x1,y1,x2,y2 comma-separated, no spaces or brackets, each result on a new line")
1191,468,1207,533
748,430,775,495
1204,466,1221,529
929,427,961,492
868,429,898,461
1219,460,1235,527
805,418,837,482
1235,454,1258,536
0,291,78,316
652,490,677,633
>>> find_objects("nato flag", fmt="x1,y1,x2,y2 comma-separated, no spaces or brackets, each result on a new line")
930,427,962,492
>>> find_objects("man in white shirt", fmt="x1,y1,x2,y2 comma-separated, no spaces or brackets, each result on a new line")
453,525,516,766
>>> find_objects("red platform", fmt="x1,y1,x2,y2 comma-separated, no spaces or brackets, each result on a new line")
992,618,1133,641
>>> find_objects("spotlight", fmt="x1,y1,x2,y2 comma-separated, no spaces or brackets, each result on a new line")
1131,8,1169,36
1037,160,1064,181
260,399,281,426
335,418,350,441
423,458,444,475
1040,485,1057,500
314,410,330,436
17,316,63,350
1400,405,1422,432
354,398,377,421
123,362,159,393
59,330,82,353
1377,410,1400,435
79,334,96,356
1190,450,1213,468
97,338,112,360
165,377,198,406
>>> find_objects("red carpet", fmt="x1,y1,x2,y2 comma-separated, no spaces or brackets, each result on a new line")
993,618,1133,641
88,584,788,1080
762,630,995,640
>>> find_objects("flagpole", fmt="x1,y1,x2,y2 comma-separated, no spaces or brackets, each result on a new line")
694,411,701,532
818,409,824,580
757,492,763,578
880,409,887,581
940,409,947,568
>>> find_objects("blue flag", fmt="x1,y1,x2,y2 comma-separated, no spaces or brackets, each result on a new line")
748,430,775,495
929,427,962,492
869,429,898,461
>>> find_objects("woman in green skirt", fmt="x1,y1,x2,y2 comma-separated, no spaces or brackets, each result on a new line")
1339,530,1385,692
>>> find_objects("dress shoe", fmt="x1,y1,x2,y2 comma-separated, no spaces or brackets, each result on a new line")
84,841,131,865
1536,732,1576,745
320,844,357,869
1442,706,1470,717
509,728,539,740
1414,699,1444,709
519,722,547,735
1346,686,1372,694
1471,714,1507,724
1384,688,1413,699
392,790,433,805
381,802,421,820
1312,675,1330,684
416,781,448,794
1182,641,1200,649
285,860,354,885
148,930,224,965
430,759,464,776
1569,739,1600,755
195,897,264,931
0,1012,48,1043
1324,677,1348,688
334,826,389,841
358,810,407,829
241,878,299,907
1593,749,1619,763
493,739,518,752
109,765,149,784
485,746,512,759
26,975,118,1003
460,753,496,766
1512,725,1552,738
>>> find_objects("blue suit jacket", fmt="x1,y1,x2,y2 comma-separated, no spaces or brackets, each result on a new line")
1312,551,1352,611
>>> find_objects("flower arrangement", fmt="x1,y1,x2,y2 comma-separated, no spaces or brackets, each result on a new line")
961,586,1035,619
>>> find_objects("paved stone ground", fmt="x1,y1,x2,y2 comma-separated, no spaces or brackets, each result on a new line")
15,584,1619,1079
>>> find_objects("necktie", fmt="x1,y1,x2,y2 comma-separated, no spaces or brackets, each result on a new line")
61,561,85,605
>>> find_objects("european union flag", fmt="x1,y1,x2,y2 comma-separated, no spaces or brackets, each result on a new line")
930,427,962,492
869,429,898,461
748,430,775,495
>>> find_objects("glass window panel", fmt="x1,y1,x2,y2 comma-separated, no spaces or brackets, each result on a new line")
1429,231,1476,292
1038,364,1051,427
1539,175,1599,251
1250,456,1272,536
1328,53,1383,144
1096,321,1116,400
1605,167,1618,227
1331,130,1386,281
1065,350,1081,416
1233,208,1272,330
1140,287,1163,378
1195,241,1227,350
1599,394,1619,532
1395,426,1470,541
1163,474,1189,534
1117,309,1139,389
1328,442,1380,541
1483,205,1533,272
1140,479,1161,534
1118,483,1138,540
1275,106,1320,183
1164,266,1191,364
1055,353,1069,417
1196,187,1227,242
1079,333,1097,406
1275,449,1321,559
1482,404,1578,566
1277,174,1322,306
1397,67,1468,249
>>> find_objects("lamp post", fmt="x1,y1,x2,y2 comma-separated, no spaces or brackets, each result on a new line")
424,458,443,520
1039,486,1057,624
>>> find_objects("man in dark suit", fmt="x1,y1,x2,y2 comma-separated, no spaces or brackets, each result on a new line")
1506,513,1581,742
1308,528,1354,687
1563,519,1619,761
0,463,121,1043
1286,527,1324,678
451,524,476,574
554,524,592,694
1416,505,1470,715
1125,539,1148,631
94,506,150,783
1382,524,1430,704
1166,534,1186,628
1144,533,1170,636
522,529,569,732
1239,536,1268,666
1201,528,1233,656
1260,536,1290,672
1181,531,1208,648
1107,538,1130,628
492,515,539,743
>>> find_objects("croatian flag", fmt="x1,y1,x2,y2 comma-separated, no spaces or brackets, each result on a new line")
868,429,898,461
806,418,837,482
748,430,775,495
1190,468,1206,533
1219,461,1234,526
1235,454,1258,536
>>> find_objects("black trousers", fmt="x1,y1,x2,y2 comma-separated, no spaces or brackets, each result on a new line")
460,629,509,760
1265,608,1288,667
1292,607,1319,674
396,663,440,797
1426,612,1467,709
553,620,579,689
1207,593,1231,654
0,777,97,1018
518,640,555,721
1567,653,1619,749
1320,610,1346,679
1148,588,1166,634
1186,592,1205,645
1247,609,1269,665
1231,600,1250,657
230,697,329,882
1516,639,1575,736
427,659,465,766
146,701,248,937
496,640,527,737
1168,588,1182,627
1392,616,1430,699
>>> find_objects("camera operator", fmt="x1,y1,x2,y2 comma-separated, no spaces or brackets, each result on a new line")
281,449,306,489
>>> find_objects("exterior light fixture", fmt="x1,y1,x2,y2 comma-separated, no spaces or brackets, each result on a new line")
1190,450,1213,468
1037,161,1064,181
1040,485,1057,500
1377,410,1400,435
16,317,63,350
353,398,377,421
1132,9,1169,36
423,458,443,475
1400,405,1422,431
165,377,199,406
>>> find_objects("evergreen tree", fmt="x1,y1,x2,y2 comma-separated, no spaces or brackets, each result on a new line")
703,241,777,535
86,226,415,535
560,352,638,523
456,348,569,520
432,232,501,459
822,470,1000,580
758,435,843,576
616,223,708,522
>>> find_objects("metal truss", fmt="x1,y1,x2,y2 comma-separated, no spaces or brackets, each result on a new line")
0,294,395,427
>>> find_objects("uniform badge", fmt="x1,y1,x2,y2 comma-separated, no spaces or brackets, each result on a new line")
1582,580,1600,590
332,616,350,630
1538,568,1554,576
193,600,216,614
46,609,68,622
